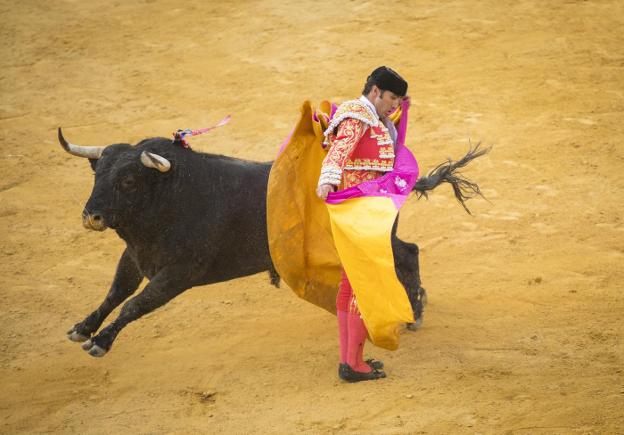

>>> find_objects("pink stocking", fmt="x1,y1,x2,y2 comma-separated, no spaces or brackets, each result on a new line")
338,269,371,372
337,310,348,364
336,270,352,364
347,308,372,373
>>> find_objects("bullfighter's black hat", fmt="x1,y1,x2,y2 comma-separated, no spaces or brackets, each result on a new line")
368,66,408,97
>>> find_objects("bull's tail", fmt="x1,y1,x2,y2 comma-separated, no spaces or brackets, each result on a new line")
413,142,491,215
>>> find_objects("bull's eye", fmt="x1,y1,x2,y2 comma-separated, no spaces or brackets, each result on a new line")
120,176,136,191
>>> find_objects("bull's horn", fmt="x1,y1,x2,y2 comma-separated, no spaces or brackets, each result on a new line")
141,151,171,172
58,127,105,159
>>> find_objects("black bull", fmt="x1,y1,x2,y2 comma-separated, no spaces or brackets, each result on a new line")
58,128,488,357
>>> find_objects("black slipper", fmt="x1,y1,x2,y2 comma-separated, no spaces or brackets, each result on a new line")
338,363,386,383
365,359,384,370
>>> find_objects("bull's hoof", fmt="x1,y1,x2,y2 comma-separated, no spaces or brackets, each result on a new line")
67,328,89,343
406,317,423,331
81,338,109,357
88,345,107,357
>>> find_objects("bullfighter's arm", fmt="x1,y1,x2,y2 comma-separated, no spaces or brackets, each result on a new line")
317,118,367,187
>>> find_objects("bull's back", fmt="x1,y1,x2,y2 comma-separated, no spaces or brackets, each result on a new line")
174,157,273,284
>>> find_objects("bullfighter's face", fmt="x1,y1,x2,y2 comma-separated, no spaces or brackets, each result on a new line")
371,86,402,120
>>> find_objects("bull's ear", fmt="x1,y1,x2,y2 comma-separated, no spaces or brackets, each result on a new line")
89,158,98,171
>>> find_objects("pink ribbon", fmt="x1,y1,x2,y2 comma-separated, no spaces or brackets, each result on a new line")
173,115,231,148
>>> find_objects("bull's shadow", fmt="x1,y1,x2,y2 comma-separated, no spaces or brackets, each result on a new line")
58,128,487,357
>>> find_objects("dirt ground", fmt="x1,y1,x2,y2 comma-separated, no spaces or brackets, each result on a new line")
1,0,623,433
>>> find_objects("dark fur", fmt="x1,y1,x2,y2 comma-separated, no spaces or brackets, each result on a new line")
68,137,486,356
71,138,275,355
392,217,427,330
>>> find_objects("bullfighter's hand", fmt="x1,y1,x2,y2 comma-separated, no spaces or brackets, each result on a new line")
316,184,335,200
402,95,411,108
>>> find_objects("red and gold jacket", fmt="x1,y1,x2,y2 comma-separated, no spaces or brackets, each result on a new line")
318,97,396,189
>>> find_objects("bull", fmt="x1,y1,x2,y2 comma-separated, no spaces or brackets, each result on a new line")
58,128,487,357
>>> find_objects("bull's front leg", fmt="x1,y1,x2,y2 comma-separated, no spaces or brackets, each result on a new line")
67,249,143,342
80,264,193,357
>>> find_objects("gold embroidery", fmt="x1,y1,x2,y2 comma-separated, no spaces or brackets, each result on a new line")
345,157,394,171
328,100,378,133
320,118,367,184
319,99,396,188
342,170,382,189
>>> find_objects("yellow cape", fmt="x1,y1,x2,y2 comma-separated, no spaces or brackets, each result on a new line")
267,101,412,350
267,101,341,313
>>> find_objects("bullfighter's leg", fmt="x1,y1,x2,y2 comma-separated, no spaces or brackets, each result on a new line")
80,265,192,357
337,270,387,382
391,219,428,330
67,249,143,342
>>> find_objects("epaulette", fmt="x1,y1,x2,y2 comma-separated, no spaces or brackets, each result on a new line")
323,99,379,139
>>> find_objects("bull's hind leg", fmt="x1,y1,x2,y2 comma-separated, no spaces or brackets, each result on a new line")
67,249,142,342
391,220,427,330
81,265,192,357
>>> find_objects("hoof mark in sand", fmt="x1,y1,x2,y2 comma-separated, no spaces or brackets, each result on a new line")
0,181,22,192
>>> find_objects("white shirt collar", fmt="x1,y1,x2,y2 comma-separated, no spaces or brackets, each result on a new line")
359,95,379,119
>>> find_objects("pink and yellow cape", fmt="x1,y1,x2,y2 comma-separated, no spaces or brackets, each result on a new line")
267,99,419,350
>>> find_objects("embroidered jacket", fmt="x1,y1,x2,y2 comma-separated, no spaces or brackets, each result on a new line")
318,97,396,189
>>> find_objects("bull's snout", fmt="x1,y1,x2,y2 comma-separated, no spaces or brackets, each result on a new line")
82,209,107,232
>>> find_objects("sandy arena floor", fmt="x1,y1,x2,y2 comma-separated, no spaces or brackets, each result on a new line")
1,0,623,433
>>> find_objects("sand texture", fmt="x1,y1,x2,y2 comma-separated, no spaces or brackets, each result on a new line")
1,1,623,433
